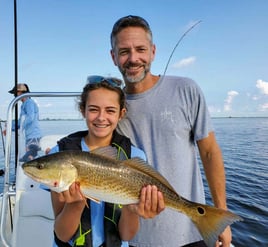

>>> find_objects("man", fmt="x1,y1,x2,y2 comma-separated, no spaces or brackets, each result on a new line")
110,15,231,247
8,83,42,161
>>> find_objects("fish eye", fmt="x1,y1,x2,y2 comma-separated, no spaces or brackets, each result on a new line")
37,163,45,170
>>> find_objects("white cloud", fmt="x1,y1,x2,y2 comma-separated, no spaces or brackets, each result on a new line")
208,105,221,114
224,91,239,112
252,95,259,100
258,103,268,111
172,56,196,69
256,79,268,95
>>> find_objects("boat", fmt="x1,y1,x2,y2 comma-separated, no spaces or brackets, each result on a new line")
0,92,79,247
0,92,238,247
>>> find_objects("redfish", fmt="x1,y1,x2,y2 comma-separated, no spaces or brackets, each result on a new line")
22,147,242,247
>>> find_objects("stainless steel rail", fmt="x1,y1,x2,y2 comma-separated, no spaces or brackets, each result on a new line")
0,92,80,247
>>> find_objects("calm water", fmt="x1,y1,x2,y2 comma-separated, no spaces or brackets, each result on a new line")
1,118,268,246
204,118,268,246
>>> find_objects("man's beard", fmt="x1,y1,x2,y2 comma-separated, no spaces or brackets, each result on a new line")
120,62,151,84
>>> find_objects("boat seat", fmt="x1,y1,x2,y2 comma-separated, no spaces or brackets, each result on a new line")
39,134,65,153
11,188,54,247
11,134,65,247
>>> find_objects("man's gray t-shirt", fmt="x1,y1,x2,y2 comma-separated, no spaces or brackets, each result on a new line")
117,75,213,247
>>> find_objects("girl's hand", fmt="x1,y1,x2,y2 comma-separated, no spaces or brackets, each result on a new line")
57,182,85,204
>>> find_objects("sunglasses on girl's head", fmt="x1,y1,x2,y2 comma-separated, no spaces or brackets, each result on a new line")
86,75,123,88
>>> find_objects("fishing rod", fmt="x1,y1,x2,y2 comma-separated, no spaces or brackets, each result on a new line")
0,120,6,156
0,120,6,176
163,20,202,77
14,0,19,169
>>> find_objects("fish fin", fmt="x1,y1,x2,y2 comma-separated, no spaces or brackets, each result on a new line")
90,146,118,159
84,195,101,204
50,186,69,193
84,199,89,208
188,202,243,247
123,158,176,192
77,188,90,208
50,184,71,193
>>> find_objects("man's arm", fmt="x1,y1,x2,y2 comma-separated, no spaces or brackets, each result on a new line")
197,131,226,208
197,131,232,247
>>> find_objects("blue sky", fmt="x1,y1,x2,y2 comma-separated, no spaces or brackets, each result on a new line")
0,0,268,119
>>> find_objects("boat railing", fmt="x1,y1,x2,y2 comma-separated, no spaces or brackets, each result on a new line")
0,92,80,247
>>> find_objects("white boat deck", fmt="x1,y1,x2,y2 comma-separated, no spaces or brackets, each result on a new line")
0,135,60,247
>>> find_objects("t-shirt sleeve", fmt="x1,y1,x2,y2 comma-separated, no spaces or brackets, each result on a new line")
188,82,214,141
130,146,147,161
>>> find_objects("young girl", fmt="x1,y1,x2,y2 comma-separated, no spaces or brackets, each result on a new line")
49,76,152,247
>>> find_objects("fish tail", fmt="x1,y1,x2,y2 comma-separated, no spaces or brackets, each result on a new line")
188,203,243,247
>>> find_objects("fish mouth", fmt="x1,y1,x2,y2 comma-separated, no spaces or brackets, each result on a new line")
23,166,46,180
23,167,70,191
